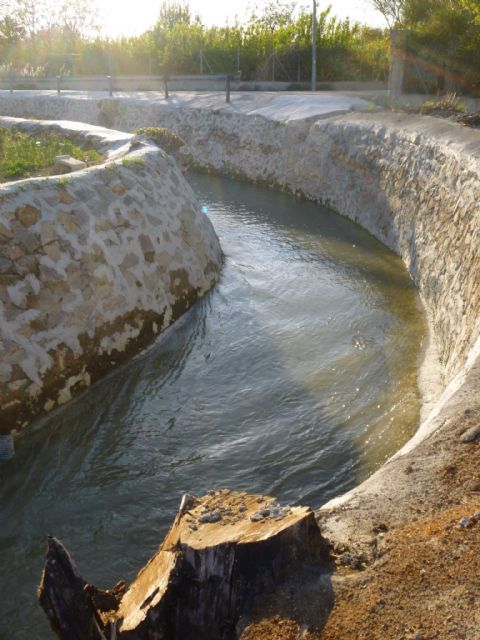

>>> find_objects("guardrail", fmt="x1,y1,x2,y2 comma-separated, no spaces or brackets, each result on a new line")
1,73,243,103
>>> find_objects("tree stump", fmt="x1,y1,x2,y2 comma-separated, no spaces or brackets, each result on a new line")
38,490,326,639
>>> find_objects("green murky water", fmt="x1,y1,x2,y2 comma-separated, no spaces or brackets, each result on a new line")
0,173,425,638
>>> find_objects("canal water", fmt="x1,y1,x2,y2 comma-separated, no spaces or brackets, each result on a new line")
0,173,425,638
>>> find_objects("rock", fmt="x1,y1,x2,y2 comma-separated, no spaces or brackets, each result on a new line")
339,552,366,570
58,188,74,204
54,155,87,174
460,424,480,443
112,183,126,195
0,256,14,274
199,511,222,524
464,479,480,492
457,517,472,528
250,504,292,522
15,205,39,227
250,512,265,522
38,490,325,640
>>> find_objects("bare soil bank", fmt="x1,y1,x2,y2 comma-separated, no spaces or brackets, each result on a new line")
241,405,480,640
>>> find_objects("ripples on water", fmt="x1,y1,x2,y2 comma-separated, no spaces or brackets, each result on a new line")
0,172,425,638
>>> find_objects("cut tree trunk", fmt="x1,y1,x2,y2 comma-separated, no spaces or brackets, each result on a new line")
38,490,326,640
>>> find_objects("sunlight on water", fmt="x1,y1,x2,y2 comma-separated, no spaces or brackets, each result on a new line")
0,173,426,638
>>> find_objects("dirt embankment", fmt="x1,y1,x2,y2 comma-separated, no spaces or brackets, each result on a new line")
240,408,480,640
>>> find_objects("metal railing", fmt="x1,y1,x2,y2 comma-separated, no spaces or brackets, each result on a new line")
2,72,242,103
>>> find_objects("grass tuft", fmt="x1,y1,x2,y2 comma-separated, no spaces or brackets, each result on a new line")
420,93,467,115
121,155,145,167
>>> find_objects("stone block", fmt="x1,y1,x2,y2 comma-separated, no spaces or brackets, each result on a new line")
58,189,74,205
18,230,41,254
0,256,14,274
54,156,87,174
15,205,40,228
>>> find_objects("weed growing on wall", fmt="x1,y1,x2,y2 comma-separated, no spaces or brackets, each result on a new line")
134,127,185,154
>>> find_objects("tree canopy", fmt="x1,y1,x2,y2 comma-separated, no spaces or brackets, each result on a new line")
0,0,478,93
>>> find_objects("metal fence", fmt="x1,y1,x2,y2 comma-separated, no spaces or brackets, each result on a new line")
0,73,244,99
0,73,386,96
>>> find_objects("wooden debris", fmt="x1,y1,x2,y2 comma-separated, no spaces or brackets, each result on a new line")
38,536,124,640
38,490,326,639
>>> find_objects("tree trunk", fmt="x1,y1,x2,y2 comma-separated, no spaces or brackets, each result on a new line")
39,490,326,640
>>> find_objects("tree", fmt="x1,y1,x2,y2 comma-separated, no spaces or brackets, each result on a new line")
10,0,47,36
157,1,192,29
0,13,24,44
0,0,98,37
249,1,298,31
54,0,100,37
368,0,406,28
394,0,480,93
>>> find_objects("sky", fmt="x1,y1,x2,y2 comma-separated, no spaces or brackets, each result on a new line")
95,0,387,38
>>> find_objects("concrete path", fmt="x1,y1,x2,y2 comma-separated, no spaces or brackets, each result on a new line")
0,89,375,123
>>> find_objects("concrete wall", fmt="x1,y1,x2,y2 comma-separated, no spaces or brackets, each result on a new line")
0,116,222,433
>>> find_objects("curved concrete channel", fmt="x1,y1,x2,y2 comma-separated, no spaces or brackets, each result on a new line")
0,91,479,635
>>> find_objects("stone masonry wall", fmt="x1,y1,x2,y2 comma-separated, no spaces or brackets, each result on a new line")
0,94,479,429
0,116,222,433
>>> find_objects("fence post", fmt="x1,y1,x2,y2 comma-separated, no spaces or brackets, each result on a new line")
444,41,456,93
389,29,406,101
163,74,169,99
9,75,14,93
107,75,113,97
56,75,61,95
225,74,231,103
